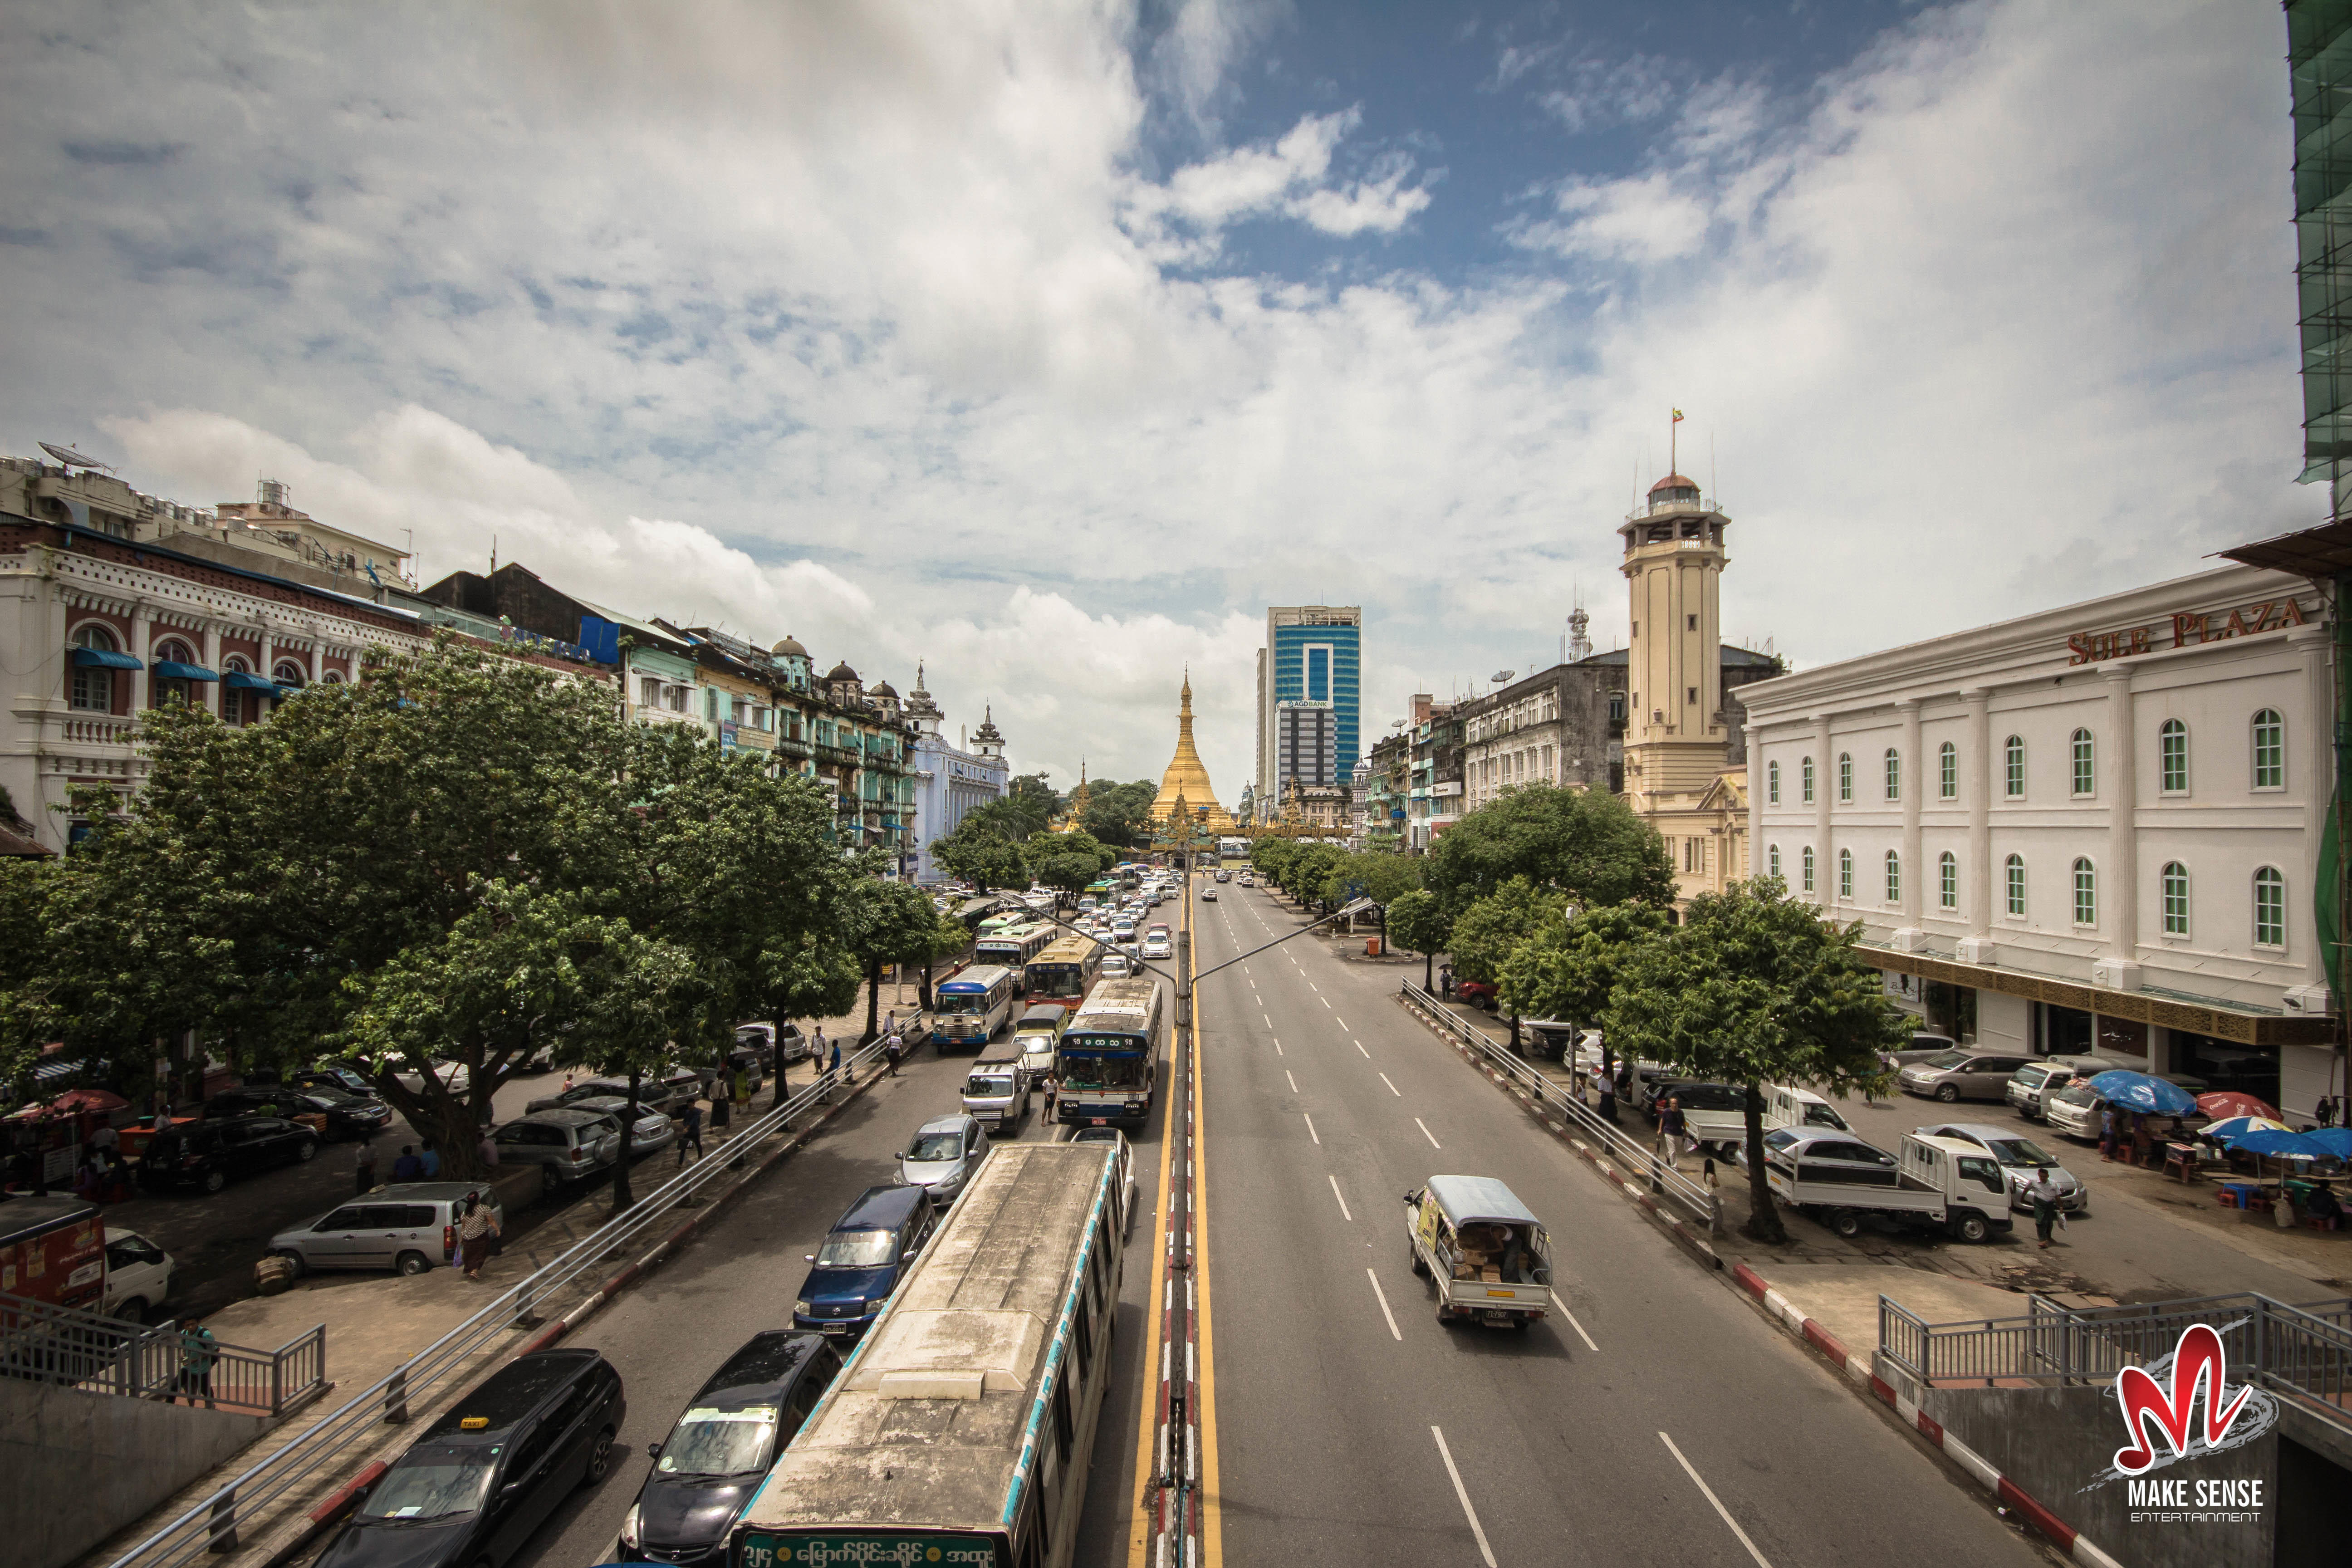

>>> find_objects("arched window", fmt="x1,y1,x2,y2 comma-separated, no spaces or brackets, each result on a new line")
2004,735,2025,798
2072,857,2097,927
2160,861,2189,937
2158,719,2188,795
1884,747,1901,802
1837,848,1853,900
1768,844,1781,878
1884,850,1901,904
151,637,200,710
320,668,345,684
1837,753,1853,803
1938,851,1957,910
220,656,252,727
2005,853,2025,917
69,623,119,712
274,659,306,689
1801,846,1815,894
2070,729,2095,797
1801,756,1815,804
2254,867,2286,948
2251,710,2284,790
1938,741,1957,801
1768,760,1780,804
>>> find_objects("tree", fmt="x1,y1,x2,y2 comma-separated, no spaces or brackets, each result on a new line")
1385,889,1450,991
1034,852,1102,907
757,933,862,1088
1447,878,1566,1049
1424,783,1676,916
1605,876,1906,1243
844,880,948,1042
1317,849,1421,913
933,810,1029,892
0,857,54,1097
1497,902,1673,1077
1007,772,1060,820
1081,780,1158,848
1250,834,1296,888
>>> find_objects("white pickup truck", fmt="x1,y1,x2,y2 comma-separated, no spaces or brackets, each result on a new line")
1674,1083,1853,1156
1403,1176,1553,1330
1762,1129,2015,1243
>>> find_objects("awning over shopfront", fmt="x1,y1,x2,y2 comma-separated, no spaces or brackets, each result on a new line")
70,647,142,670
222,670,278,691
1860,942,2334,1049
152,660,218,681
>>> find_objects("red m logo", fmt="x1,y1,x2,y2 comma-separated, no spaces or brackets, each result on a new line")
2113,1324,2252,1475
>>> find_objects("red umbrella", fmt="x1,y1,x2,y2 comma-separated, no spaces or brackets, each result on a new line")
46,1088,129,1117
2196,1091,2278,1122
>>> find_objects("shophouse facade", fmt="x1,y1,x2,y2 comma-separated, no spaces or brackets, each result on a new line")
1743,563,2341,1120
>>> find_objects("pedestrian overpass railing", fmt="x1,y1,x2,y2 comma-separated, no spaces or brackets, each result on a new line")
0,1289,325,1416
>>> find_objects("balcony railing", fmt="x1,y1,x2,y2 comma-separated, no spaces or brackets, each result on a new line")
59,715,138,746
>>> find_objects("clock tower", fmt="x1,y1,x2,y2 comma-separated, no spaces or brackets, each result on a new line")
1619,471,1733,809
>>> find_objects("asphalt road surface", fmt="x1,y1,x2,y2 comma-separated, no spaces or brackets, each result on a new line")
1194,882,2054,1568
467,1005,1170,1568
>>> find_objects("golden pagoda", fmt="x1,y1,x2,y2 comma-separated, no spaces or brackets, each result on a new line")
1150,669,1235,832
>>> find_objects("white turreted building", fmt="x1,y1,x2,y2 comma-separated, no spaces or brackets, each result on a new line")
906,664,1009,884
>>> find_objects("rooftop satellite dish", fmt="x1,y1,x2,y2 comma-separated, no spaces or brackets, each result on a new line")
40,441,109,470
1390,719,1406,729
1492,670,1515,684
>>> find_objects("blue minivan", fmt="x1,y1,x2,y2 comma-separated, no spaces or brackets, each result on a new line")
792,1186,938,1339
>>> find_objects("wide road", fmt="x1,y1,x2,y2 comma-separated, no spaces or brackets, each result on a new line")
469,985,1169,1568
1194,878,2053,1568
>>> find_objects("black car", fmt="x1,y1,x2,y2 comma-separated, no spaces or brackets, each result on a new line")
323,1349,624,1568
139,1117,319,1194
616,1333,844,1566
527,1068,701,1118
291,1065,382,1099
202,1088,392,1142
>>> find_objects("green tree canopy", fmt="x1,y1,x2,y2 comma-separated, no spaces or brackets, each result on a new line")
1033,852,1103,904
1007,772,1060,821
843,880,948,1042
1081,780,1159,848
1424,783,1676,916
1316,849,1421,911
1497,902,1673,1071
932,811,1029,892
1605,876,1906,1242
1384,888,1450,991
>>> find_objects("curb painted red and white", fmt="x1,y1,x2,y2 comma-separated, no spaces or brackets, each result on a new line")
1396,993,1724,1271
1727,1262,2126,1568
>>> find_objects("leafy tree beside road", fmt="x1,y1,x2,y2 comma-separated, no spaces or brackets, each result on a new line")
1385,889,1450,991
1604,876,1905,1242
1498,902,1673,1077
1446,877,1565,1050
1424,783,1676,915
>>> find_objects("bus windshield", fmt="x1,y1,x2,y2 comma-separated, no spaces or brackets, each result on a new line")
1062,1052,1147,1088
1029,965,1087,999
936,990,992,1016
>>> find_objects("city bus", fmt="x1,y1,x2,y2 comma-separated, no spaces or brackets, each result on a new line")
1218,836,1251,861
1057,976,1164,1128
729,1142,1124,1568
973,922,1054,994
1023,933,1104,1014
932,964,1017,1050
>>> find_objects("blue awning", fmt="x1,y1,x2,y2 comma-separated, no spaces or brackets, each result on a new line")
71,648,143,671
152,661,219,681
222,670,277,692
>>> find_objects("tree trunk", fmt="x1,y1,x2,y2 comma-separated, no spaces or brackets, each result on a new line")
771,1013,789,1098
1507,1013,1522,1054
862,960,883,1044
1422,949,1433,991
1740,1081,1784,1244
611,1068,640,1213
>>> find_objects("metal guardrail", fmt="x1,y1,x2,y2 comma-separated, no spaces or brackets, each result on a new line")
1400,981,1722,1234
0,1290,325,1415
104,1042,887,1568
1879,1290,2352,1431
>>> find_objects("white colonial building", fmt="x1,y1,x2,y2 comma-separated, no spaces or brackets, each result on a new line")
1743,562,2342,1122
906,665,1009,883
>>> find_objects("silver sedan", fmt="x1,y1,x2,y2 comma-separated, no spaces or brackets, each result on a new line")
1915,1122,2089,1214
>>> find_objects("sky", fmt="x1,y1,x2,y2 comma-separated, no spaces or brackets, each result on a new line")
0,0,2312,802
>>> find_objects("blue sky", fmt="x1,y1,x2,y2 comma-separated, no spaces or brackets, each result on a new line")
0,1,2311,799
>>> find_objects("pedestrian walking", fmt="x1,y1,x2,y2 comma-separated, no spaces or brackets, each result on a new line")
1043,1075,1059,1121
2026,1171,2062,1249
176,1317,219,1408
676,1100,705,1166
2098,1106,2117,1162
827,1036,843,1079
1656,1096,1686,1171
458,1194,500,1279
2318,1095,2339,1129
354,1138,378,1195
391,1144,422,1183
1702,1156,1721,1193
1439,965,1455,1000
884,1032,902,1077
1596,1076,1617,1125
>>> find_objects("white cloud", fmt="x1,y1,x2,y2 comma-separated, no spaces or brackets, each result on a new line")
0,0,2317,804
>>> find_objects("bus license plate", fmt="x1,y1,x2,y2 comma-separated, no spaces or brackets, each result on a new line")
1090,1117,1107,1126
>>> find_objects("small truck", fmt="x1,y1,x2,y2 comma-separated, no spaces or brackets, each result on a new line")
1762,1128,2015,1243
1402,1176,1553,1330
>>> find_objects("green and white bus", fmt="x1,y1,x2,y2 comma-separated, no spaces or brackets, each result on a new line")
728,1142,1126,1568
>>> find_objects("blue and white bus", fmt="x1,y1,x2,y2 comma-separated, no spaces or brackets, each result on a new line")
729,1142,1125,1568
972,923,1054,994
932,964,1017,1050
1056,977,1163,1128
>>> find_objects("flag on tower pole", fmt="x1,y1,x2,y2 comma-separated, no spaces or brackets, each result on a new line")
1672,409,1685,422
1670,408,1685,475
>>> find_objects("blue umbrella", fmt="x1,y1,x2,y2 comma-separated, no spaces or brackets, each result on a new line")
2202,1115,2293,1146
2306,1127,2352,1160
2233,1128,2327,1161
2087,1070,2197,1117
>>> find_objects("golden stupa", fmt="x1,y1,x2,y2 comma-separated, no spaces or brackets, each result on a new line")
1149,670,1235,832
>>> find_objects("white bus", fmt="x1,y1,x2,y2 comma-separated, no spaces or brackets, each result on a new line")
973,923,1055,994
933,964,1017,1050
730,1142,1126,1568
1056,977,1164,1128
1217,836,1251,861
